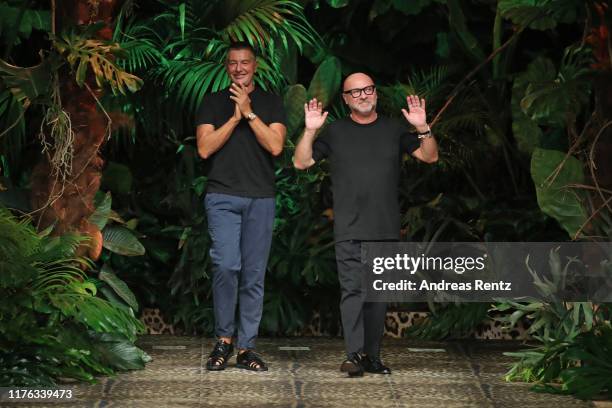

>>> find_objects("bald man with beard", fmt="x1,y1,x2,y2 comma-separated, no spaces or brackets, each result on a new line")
293,73,438,377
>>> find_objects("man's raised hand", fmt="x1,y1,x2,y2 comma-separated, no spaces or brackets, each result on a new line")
232,102,242,121
229,83,252,115
401,95,428,130
304,98,328,131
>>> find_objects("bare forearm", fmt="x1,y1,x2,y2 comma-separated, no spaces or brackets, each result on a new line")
248,118,284,156
197,118,240,159
293,129,317,170
419,135,439,163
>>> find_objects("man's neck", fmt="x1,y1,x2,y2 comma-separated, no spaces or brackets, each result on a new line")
350,111,377,124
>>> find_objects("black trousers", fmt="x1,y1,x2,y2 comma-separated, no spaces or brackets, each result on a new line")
335,240,387,357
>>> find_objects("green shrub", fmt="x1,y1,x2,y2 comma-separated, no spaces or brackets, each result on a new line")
0,207,150,386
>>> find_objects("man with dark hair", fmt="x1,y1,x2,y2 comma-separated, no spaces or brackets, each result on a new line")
195,41,287,372
293,72,438,377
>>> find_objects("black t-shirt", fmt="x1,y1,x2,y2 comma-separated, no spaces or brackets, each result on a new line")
194,88,286,197
312,116,420,242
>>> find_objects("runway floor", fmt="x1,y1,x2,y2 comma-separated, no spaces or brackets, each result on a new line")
4,336,612,407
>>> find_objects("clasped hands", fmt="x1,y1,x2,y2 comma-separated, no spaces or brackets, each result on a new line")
304,94,429,132
229,82,252,121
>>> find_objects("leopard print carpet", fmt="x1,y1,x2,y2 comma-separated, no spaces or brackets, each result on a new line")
140,308,532,340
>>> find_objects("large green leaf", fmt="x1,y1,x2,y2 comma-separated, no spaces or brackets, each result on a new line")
0,4,50,46
0,87,26,155
447,0,486,63
102,162,133,195
90,332,151,370
307,56,341,107
276,35,298,84
511,69,542,155
99,264,139,311
0,59,51,107
89,192,112,230
530,148,587,238
283,84,307,139
512,110,543,155
102,225,145,256
518,51,591,127
499,0,579,31
54,33,143,95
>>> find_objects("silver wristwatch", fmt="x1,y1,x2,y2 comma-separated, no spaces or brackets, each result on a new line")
417,125,432,139
246,112,257,121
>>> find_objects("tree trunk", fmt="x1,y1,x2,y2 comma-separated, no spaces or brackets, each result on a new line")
30,0,122,259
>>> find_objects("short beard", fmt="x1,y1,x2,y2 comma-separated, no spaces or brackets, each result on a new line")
351,101,376,115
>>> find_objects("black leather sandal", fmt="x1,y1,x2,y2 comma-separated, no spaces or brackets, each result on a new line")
340,352,364,377
206,340,234,371
236,350,268,371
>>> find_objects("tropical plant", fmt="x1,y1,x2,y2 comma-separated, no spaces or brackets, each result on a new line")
110,0,323,141
0,206,149,386
2,0,612,399
263,168,338,334
0,0,146,269
493,248,612,399
405,303,490,340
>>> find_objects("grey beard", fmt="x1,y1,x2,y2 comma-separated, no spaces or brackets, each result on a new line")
352,101,376,114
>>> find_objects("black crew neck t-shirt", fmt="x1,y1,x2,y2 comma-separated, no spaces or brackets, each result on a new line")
194,88,286,198
312,116,420,242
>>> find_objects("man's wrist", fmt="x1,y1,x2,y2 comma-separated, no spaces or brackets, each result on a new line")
303,128,318,137
415,124,430,134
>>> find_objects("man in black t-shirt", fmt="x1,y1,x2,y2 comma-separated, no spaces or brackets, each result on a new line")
195,42,286,372
293,72,438,377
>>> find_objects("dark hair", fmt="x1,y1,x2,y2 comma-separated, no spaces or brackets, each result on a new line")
227,41,257,58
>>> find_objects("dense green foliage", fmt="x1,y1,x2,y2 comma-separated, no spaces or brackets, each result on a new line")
496,250,612,398
1,0,611,398
0,207,150,386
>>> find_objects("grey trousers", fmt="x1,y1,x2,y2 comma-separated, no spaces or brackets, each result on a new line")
335,240,387,357
205,192,275,350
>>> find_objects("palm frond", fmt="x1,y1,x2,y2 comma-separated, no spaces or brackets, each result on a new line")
48,292,144,341
0,207,39,258
379,66,453,115
155,60,229,115
405,65,452,100
115,23,164,72
221,0,322,53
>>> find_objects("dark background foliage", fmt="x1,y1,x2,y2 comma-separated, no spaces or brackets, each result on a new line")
1,0,611,397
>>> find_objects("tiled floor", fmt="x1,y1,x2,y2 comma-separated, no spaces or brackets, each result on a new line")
3,336,607,407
